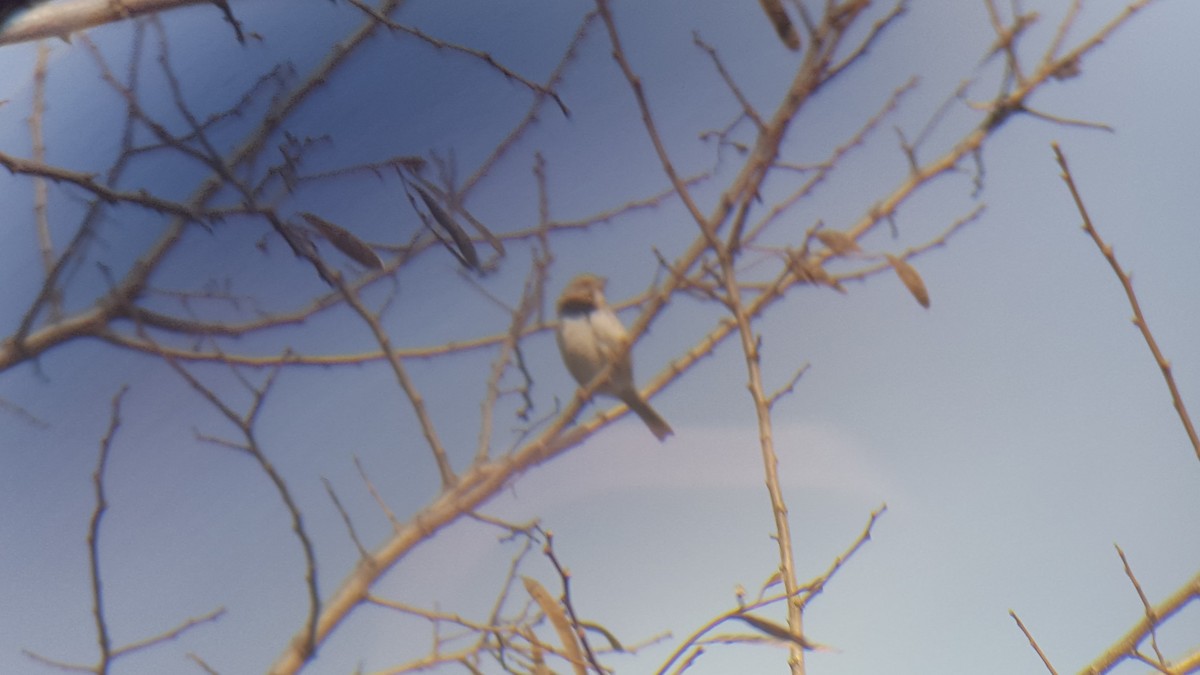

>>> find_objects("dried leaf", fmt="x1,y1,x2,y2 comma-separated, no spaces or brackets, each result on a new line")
814,229,861,255
787,251,846,293
415,186,481,271
278,222,317,260
522,627,550,673
1051,56,1082,81
299,212,382,270
732,614,815,650
277,223,335,286
886,254,929,308
523,576,586,675
758,0,800,50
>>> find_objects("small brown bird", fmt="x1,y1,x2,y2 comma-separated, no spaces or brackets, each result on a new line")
556,274,674,442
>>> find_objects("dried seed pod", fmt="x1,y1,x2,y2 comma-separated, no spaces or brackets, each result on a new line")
415,186,481,271
886,254,930,308
523,576,584,670
732,613,815,650
1051,56,1082,81
758,0,800,50
815,229,861,255
787,251,847,293
278,222,336,285
299,212,382,270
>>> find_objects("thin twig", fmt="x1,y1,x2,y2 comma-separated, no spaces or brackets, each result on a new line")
111,608,225,658
541,531,604,673
1114,545,1166,668
1053,143,1200,462
797,504,886,609
1080,571,1200,673
156,351,322,663
1009,611,1060,674
87,386,129,672
354,455,404,532
693,32,765,132
323,477,371,560
341,0,570,117
29,40,59,319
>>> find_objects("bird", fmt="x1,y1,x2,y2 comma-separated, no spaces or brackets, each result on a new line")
556,273,673,442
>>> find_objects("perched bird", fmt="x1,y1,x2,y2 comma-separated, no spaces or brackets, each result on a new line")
556,273,673,442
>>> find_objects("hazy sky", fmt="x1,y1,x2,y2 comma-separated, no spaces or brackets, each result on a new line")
1,1,1198,674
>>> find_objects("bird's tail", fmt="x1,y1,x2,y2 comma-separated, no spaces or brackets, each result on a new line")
626,395,674,442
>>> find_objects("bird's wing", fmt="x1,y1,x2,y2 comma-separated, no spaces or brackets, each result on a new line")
588,309,636,386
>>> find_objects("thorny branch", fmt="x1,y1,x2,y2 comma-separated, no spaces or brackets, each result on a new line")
1047,143,1200,674
655,505,886,675
89,386,128,671
21,386,226,672
1054,143,1200,463
1009,610,1060,675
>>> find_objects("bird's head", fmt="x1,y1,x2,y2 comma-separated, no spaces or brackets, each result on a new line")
557,273,607,316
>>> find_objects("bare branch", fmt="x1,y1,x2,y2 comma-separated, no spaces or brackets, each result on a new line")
0,0,212,46
1053,143,1200,462
157,354,322,664
340,0,570,117
1114,545,1167,668
1009,611,1060,675
29,41,59,319
323,477,372,561
87,386,129,672
355,455,404,533
110,608,226,660
1079,571,1200,674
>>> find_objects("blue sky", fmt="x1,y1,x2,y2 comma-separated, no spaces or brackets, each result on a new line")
1,1,1198,673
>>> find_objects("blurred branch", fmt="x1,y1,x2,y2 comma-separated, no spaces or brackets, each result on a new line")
160,353,323,663
362,523,650,674
0,0,212,46
330,271,458,489
29,41,59,319
111,608,226,661
341,0,570,117
594,0,712,241
88,386,128,672
20,385,226,673
0,1,1173,674
324,477,371,560
539,530,603,673
1,0,411,371
718,256,809,673
0,165,704,372
655,505,884,674
0,150,210,221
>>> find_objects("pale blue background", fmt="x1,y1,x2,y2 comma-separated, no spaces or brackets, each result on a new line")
1,1,1198,673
